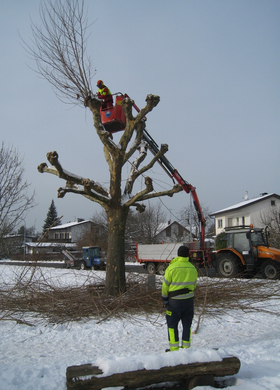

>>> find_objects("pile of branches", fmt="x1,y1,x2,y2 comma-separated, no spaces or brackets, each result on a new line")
0,269,163,325
0,265,280,326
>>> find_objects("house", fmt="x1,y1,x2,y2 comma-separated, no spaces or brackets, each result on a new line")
47,219,97,243
153,220,195,244
24,219,101,259
0,234,35,258
210,193,280,236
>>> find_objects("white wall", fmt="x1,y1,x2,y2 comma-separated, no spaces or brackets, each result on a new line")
215,196,279,236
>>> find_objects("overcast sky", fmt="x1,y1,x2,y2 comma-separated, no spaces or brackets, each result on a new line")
1,0,279,232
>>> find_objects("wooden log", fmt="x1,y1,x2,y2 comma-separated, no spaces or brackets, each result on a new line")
66,356,240,390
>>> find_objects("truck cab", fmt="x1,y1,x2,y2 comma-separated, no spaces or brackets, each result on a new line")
81,246,106,270
216,226,280,279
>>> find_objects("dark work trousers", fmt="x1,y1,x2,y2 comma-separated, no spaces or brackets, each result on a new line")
166,297,194,351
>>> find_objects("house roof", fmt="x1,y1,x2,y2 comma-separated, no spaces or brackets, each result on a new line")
25,242,76,248
210,193,280,216
49,220,91,230
155,220,194,236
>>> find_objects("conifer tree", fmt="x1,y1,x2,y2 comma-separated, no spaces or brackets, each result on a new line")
42,200,61,234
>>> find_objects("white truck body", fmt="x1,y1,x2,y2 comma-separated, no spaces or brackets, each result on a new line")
137,243,182,263
136,242,204,274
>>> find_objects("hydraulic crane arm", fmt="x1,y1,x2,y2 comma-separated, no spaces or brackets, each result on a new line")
100,92,206,250
141,129,206,249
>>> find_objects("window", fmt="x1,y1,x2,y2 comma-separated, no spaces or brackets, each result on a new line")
228,218,233,227
217,219,223,228
233,233,250,252
242,217,245,225
271,200,276,206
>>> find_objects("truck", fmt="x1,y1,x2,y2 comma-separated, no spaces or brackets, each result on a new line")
62,246,106,270
215,225,280,279
135,241,214,274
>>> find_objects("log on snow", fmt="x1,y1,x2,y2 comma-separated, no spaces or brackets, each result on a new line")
66,356,241,390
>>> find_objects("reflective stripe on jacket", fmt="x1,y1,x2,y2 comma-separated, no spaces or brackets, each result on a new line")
162,256,198,300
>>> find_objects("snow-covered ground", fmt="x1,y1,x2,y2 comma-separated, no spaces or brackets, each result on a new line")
0,264,280,390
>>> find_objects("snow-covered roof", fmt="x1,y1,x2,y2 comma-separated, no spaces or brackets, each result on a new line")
211,193,280,216
49,220,91,230
25,242,76,248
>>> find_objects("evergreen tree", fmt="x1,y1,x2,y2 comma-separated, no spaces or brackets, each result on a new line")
42,200,61,234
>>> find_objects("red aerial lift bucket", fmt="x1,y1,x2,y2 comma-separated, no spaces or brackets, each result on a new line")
100,94,126,133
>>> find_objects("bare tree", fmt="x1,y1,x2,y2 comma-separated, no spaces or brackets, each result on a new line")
127,201,167,244
179,204,212,240
0,142,35,238
29,0,182,294
258,206,280,249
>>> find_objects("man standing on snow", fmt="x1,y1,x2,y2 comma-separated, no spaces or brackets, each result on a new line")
96,79,113,109
162,246,198,351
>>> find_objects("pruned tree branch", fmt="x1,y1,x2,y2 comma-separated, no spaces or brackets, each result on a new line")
133,184,183,203
124,143,169,196
37,151,110,205
119,95,160,154
125,177,154,208
124,141,148,196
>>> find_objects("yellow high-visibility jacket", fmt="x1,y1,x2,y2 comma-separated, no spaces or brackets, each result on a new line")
162,256,198,300
98,86,112,97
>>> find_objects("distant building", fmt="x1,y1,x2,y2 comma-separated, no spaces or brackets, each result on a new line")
153,220,195,243
210,193,280,236
0,234,35,258
47,219,96,243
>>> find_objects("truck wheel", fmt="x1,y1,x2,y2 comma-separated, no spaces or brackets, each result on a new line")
216,253,239,278
80,261,86,270
260,260,280,280
157,264,166,275
146,262,156,274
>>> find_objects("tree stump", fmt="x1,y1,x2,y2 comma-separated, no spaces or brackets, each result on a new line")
66,356,240,390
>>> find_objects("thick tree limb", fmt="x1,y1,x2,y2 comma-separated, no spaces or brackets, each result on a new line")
124,143,169,197
124,177,154,208
57,186,108,206
84,96,116,153
119,95,160,154
124,141,148,195
37,151,110,205
139,184,183,201
125,183,182,208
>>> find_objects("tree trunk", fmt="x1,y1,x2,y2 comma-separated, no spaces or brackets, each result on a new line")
105,205,128,295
